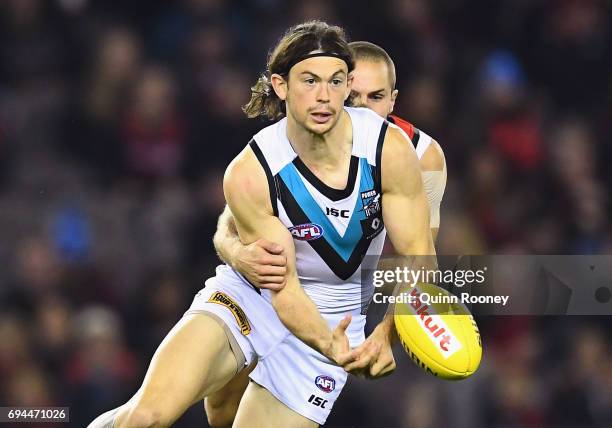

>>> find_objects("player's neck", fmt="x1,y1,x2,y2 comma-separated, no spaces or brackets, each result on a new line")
286,110,352,168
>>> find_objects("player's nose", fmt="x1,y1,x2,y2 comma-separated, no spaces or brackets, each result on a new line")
316,83,331,102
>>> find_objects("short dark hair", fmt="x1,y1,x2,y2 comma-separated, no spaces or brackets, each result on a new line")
243,20,354,120
349,41,396,90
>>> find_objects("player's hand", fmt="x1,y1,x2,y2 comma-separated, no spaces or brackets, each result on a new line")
233,238,288,291
328,314,359,366
344,323,396,379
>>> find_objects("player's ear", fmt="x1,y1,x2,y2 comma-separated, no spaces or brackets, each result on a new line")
271,73,288,101
344,72,354,101
389,89,399,114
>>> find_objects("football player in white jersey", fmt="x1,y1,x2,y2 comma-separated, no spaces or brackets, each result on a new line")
89,21,433,428
205,41,445,428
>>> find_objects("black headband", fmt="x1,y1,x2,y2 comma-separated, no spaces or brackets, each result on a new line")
284,52,348,74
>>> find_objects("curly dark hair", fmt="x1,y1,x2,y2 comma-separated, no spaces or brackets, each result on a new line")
243,20,354,121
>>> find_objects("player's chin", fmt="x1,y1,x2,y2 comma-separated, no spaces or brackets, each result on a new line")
307,124,332,135
306,116,336,135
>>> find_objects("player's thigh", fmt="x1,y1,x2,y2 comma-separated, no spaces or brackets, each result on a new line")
204,360,256,427
233,381,318,428
122,314,239,422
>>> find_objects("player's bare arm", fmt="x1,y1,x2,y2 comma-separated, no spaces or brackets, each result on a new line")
346,126,436,378
382,127,435,257
419,140,447,242
213,205,287,291
224,146,356,365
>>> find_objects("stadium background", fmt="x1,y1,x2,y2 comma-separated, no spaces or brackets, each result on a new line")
0,0,611,426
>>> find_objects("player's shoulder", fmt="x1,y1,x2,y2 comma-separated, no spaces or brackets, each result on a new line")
388,114,415,139
251,117,298,175
420,139,445,171
382,125,419,168
389,114,445,171
224,144,269,203
380,125,422,193
384,118,415,147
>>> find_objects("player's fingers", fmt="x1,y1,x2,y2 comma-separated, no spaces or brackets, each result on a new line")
256,238,284,254
375,362,397,378
350,339,372,356
360,341,380,357
257,265,287,277
261,254,287,267
369,358,395,378
334,348,359,366
344,343,380,372
345,357,373,373
257,280,285,291
369,360,384,377
335,314,352,333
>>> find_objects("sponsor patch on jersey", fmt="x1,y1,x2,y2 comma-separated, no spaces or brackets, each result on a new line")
315,375,336,393
208,291,251,335
360,189,381,218
289,223,324,241
359,188,383,239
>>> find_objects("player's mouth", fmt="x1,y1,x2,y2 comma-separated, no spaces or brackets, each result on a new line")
310,111,333,124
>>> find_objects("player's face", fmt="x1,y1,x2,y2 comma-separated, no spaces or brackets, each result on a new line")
350,60,397,118
275,56,352,135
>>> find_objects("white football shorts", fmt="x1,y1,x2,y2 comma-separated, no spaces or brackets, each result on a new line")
185,264,366,425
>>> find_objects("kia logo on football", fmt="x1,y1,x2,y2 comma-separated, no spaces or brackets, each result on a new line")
315,375,335,393
289,223,324,241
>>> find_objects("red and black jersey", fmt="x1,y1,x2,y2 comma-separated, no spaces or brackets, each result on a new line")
388,114,419,149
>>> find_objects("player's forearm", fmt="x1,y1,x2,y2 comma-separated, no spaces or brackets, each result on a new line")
213,230,240,267
271,286,333,356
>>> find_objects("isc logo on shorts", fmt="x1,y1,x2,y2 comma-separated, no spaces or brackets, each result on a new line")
289,223,324,241
208,291,251,335
315,375,335,393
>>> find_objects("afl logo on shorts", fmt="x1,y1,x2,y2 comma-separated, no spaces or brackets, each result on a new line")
289,223,324,241
315,375,335,393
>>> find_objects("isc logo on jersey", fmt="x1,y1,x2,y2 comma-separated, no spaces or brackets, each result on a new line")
289,223,324,241
314,375,335,393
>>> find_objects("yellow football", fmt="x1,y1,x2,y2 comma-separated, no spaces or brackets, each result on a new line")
394,282,482,380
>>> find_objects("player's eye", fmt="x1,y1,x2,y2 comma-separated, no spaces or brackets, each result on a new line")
331,78,344,86
370,94,384,101
304,78,316,85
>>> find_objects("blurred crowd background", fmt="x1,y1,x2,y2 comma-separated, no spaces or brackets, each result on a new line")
0,0,611,427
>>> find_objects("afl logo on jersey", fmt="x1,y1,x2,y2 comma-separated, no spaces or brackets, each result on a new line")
289,223,324,241
315,375,336,393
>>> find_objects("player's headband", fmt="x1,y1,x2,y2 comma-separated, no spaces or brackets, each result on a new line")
284,52,349,74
